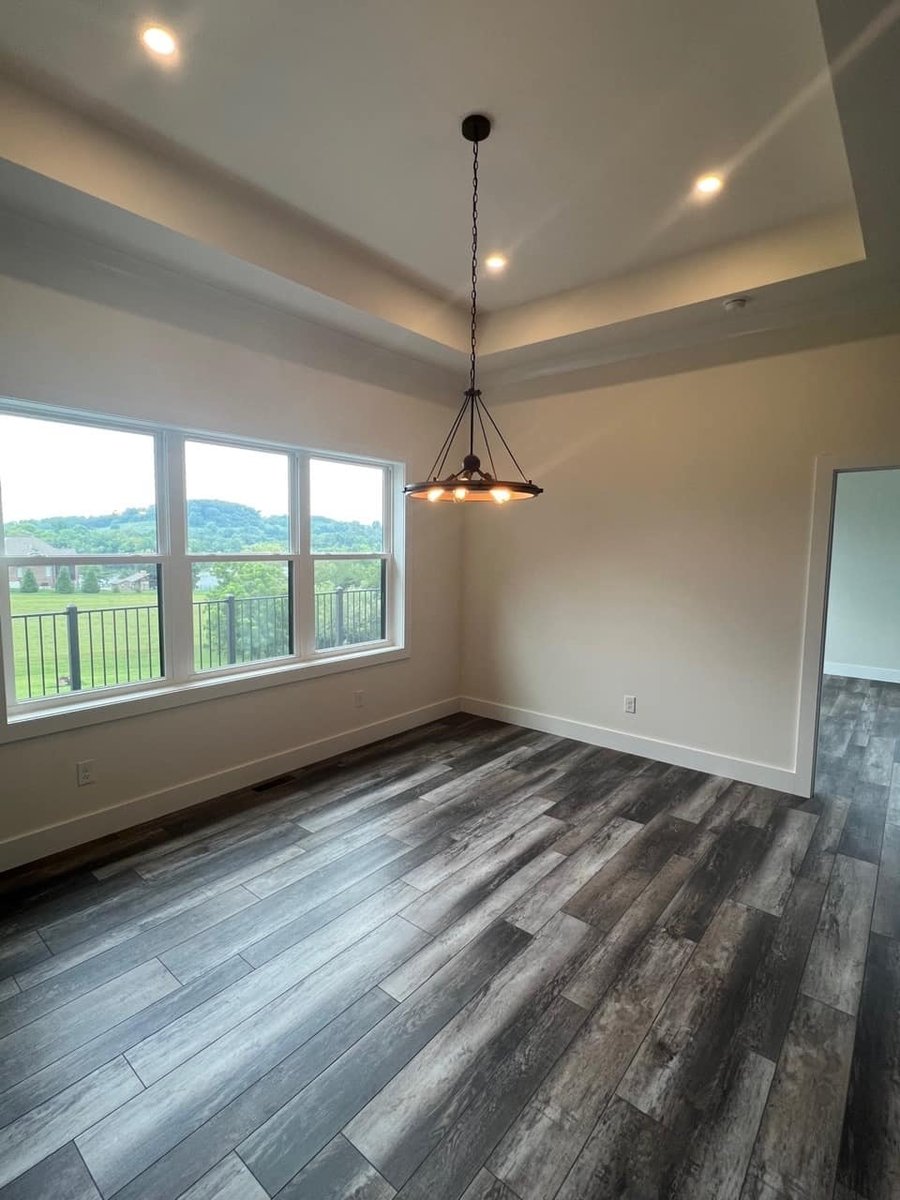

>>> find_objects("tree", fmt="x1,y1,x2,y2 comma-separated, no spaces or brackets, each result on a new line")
55,566,74,594
81,568,100,594
20,568,38,593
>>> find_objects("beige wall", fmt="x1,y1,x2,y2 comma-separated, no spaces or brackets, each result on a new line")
0,274,462,867
461,333,900,789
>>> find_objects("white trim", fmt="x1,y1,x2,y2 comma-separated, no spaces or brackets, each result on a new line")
460,696,803,795
824,662,900,684
0,697,460,872
795,453,900,798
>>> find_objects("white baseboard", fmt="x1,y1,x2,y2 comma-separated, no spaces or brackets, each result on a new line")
461,696,804,796
824,662,900,685
0,698,461,873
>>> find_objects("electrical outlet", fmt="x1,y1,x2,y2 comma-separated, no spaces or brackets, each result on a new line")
76,759,96,787
353,690,364,708
624,695,637,715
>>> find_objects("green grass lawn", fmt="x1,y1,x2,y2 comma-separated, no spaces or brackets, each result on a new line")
9,584,376,703
10,592,158,616
10,591,163,701
9,590,292,702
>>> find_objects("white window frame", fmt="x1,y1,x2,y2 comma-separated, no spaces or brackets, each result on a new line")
0,400,407,743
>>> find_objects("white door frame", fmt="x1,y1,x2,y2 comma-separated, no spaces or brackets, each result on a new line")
796,451,900,797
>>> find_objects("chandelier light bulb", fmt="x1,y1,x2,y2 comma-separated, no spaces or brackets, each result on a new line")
141,25,177,57
427,487,444,502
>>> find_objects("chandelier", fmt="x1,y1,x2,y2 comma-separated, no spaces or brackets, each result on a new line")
404,114,543,504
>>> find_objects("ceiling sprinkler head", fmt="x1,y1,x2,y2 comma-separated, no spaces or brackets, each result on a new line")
723,296,750,313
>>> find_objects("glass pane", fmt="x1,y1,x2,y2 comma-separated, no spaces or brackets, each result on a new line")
0,414,157,555
8,563,162,702
310,458,384,552
314,559,385,649
192,560,291,671
185,441,290,553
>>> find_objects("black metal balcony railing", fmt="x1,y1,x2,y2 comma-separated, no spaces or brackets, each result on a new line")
11,588,383,701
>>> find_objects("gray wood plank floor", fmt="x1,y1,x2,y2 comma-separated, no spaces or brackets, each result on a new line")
0,680,897,1199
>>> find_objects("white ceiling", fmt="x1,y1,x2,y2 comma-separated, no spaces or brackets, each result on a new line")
0,0,856,308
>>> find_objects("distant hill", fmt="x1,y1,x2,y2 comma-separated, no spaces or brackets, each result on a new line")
5,500,383,556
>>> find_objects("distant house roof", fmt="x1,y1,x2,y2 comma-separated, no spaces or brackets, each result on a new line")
3,535,74,557
115,571,151,584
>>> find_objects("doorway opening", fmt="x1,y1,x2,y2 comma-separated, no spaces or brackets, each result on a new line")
813,467,900,856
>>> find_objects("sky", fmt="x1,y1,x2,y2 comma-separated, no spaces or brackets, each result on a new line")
0,414,383,525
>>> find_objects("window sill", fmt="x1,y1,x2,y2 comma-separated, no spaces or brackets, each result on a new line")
0,644,410,744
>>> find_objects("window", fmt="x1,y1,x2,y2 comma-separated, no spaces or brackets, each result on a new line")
309,458,388,651
0,404,403,728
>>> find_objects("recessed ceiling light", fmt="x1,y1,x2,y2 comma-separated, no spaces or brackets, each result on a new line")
141,25,177,57
694,173,724,198
485,253,508,273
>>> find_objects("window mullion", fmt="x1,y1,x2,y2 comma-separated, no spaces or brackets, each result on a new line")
296,452,315,658
161,432,193,683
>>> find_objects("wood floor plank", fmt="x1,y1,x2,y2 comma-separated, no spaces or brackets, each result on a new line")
617,900,773,1132
836,932,900,1200
742,994,855,1200
399,816,564,935
276,1135,395,1200
0,957,178,1091
887,762,900,826
668,1050,775,1200
619,765,711,824
160,835,443,980
506,818,643,934
38,827,306,951
0,1058,142,1191
177,1153,268,1200
838,782,888,865
0,930,49,982
872,818,900,939
0,1143,101,1200
344,912,591,1190
0,886,255,1037
15,883,256,992
459,1169,520,1200
384,849,563,1000
399,994,588,1200
563,853,693,1009
659,821,767,941
489,927,693,1200
553,1096,683,1200
669,775,736,824
861,736,895,785
799,795,851,885
737,808,818,917
237,921,532,1194
75,917,429,1198
125,878,419,1085
245,832,412,899
0,957,249,1130
402,797,558,892
800,853,877,1015
112,989,396,1200
738,875,825,1062
296,763,450,832
563,813,693,929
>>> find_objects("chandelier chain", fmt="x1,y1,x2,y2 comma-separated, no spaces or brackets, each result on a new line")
470,136,479,396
